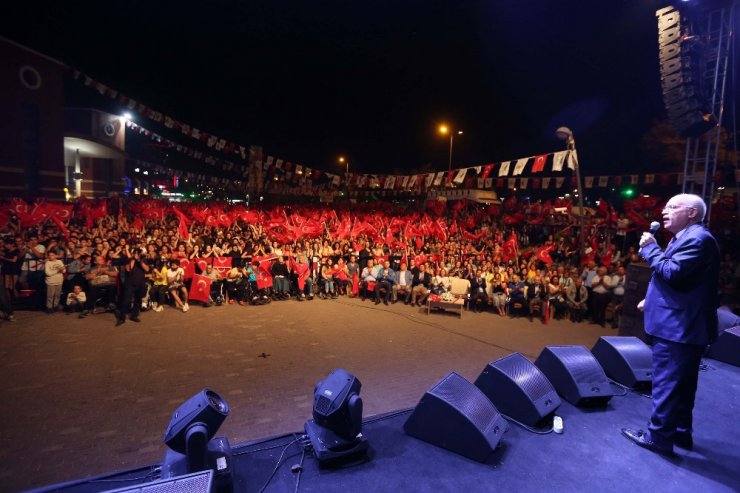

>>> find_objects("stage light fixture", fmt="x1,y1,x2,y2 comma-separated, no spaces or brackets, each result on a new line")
305,368,369,465
161,388,234,492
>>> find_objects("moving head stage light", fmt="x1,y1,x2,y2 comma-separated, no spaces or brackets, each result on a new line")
305,368,369,465
161,388,234,492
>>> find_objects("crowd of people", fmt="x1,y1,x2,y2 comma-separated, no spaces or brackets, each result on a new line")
0,195,738,327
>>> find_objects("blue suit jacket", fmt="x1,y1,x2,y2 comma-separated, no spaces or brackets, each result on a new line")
640,223,720,345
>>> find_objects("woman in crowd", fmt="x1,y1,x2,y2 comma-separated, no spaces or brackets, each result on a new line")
166,259,189,312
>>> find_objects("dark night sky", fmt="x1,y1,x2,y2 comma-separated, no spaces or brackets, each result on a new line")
3,0,678,175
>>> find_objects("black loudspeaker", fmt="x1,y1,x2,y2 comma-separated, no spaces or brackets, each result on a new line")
619,264,652,341
474,353,561,426
103,470,213,493
404,372,507,462
706,326,740,367
534,346,614,407
656,5,714,138
591,336,653,388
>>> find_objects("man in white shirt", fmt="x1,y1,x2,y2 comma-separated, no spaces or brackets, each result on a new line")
591,266,612,326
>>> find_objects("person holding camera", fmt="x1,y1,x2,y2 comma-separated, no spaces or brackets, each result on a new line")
115,245,150,326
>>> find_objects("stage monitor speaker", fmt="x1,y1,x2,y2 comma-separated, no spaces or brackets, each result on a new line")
591,336,653,388
706,326,740,367
474,353,561,426
534,346,614,407
619,264,651,341
404,372,506,462
101,470,212,493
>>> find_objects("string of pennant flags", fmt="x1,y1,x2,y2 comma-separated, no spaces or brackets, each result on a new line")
71,66,688,195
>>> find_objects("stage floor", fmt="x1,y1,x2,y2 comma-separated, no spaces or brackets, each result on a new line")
34,359,740,493
2,298,735,492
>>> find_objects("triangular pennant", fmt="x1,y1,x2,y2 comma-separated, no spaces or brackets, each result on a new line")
598,176,608,187
512,158,529,176
552,151,567,172
584,176,594,188
498,161,511,177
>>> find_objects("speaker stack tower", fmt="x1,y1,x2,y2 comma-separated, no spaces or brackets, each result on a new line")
656,5,714,138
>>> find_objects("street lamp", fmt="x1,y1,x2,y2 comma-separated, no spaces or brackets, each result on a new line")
555,126,586,256
338,156,349,175
438,125,463,173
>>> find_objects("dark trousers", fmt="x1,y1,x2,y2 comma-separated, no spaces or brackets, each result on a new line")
591,291,612,325
118,282,146,319
648,337,705,448
0,283,12,316
375,280,392,301
87,284,116,311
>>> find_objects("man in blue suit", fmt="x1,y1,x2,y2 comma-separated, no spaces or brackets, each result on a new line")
622,193,720,456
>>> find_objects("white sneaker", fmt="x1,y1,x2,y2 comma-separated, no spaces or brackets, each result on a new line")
154,305,163,312
183,303,189,312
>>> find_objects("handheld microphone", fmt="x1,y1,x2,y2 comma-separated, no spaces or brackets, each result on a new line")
649,221,660,235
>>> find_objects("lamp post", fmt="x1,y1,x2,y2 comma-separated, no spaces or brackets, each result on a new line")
556,126,586,256
338,156,349,192
438,125,463,173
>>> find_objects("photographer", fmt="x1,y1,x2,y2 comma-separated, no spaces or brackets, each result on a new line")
115,245,150,326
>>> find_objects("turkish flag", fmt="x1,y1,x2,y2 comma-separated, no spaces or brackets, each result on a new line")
180,258,195,280
212,256,232,274
480,163,494,180
536,245,555,265
194,257,211,274
188,275,212,302
532,154,547,173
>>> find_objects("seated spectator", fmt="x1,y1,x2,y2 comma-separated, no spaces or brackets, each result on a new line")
373,260,395,305
470,269,488,313
271,256,290,299
410,264,432,306
320,258,337,299
431,268,452,295
291,254,313,300
166,259,189,312
65,284,87,316
84,255,118,314
202,264,224,306
394,262,413,303
566,278,589,322
224,264,242,304
548,276,568,319
359,259,376,301
149,260,168,312
490,273,508,316
527,276,549,321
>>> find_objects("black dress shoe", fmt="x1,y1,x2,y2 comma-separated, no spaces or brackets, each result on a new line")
374,299,381,305
129,316,141,323
383,299,389,306
621,429,675,457
115,318,126,327
674,432,693,450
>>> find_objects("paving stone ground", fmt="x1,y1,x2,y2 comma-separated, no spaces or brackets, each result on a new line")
0,297,614,492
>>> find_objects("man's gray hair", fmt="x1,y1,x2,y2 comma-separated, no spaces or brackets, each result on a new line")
674,193,707,221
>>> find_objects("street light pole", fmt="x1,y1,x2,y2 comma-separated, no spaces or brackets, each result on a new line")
338,156,349,190
556,127,586,257
447,133,454,172
439,125,463,175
